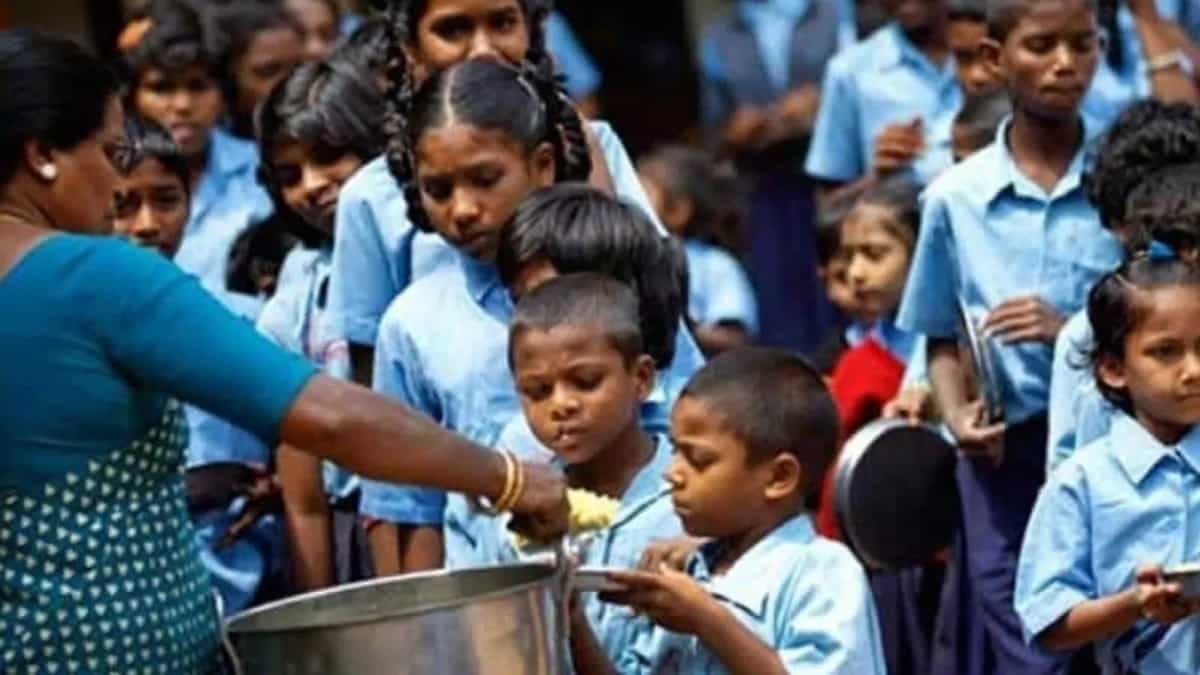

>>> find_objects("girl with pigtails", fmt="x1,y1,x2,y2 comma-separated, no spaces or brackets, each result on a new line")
329,0,705,574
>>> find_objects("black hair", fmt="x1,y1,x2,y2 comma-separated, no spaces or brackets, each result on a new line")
510,272,644,369
679,347,839,493
226,214,295,296
118,113,190,194
256,57,385,246
335,17,391,77
379,0,555,170
637,145,748,254
847,175,921,248
815,185,865,268
948,0,986,22
953,91,1012,158
0,31,122,186
1087,250,1200,413
389,57,591,232
124,0,220,84
1086,101,1200,230
987,0,1099,41
499,184,682,370
203,0,304,110
1122,164,1200,256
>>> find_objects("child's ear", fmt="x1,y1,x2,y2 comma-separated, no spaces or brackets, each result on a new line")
979,37,1006,83
1097,354,1128,395
530,142,558,188
632,354,657,403
762,453,803,503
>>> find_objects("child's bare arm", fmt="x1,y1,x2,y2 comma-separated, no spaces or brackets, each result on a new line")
1041,564,1195,651
928,338,1005,455
278,443,335,590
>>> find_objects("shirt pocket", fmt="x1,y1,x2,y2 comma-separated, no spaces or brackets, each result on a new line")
1093,498,1179,595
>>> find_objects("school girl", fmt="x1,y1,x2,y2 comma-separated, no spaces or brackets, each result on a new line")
1017,244,1200,674
327,0,675,388
254,53,387,591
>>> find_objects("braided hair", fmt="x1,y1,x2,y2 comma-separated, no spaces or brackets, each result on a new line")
389,56,591,232
378,1,578,205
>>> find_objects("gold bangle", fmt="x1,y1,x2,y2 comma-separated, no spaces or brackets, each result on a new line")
482,450,517,515
499,456,525,514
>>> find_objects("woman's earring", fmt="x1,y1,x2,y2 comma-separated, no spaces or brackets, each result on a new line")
40,165,58,181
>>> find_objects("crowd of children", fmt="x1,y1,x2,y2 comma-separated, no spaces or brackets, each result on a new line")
11,0,1200,672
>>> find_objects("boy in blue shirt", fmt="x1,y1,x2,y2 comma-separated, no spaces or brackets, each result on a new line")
805,0,962,188
509,273,683,669
897,0,1122,671
576,348,886,675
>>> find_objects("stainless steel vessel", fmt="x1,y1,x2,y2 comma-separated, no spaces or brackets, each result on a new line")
224,563,567,675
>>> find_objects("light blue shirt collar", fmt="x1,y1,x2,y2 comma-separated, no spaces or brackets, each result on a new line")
877,23,955,80
456,251,509,310
692,514,816,619
1109,413,1200,486
975,116,1095,206
549,433,674,526
190,128,260,230
737,0,812,91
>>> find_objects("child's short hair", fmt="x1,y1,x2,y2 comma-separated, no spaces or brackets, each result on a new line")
679,348,839,494
1122,163,1200,255
509,272,644,370
226,214,293,296
499,184,684,371
1086,101,1200,230
124,0,218,82
118,113,190,193
953,91,1012,156
637,145,748,253
987,0,1098,41
1087,249,1200,412
948,0,987,22
847,175,921,248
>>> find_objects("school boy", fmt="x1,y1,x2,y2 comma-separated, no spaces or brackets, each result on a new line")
575,348,886,675
805,0,962,187
896,0,1123,672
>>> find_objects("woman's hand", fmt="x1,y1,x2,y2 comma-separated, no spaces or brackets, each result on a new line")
507,461,570,544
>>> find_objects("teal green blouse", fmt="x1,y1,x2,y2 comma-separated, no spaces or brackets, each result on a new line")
0,235,316,492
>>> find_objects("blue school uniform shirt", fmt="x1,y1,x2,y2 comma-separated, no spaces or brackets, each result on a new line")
172,128,275,468
545,11,601,101
1016,413,1200,674
327,120,663,348
1046,310,1115,475
256,246,358,501
359,253,514,525
734,0,855,92
896,117,1122,424
625,514,887,675
804,22,961,186
174,128,273,317
684,239,759,336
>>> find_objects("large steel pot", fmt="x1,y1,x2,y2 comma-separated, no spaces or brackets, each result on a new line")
224,563,568,675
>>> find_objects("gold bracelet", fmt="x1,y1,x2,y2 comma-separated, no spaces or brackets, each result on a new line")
482,450,517,515
498,455,525,514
